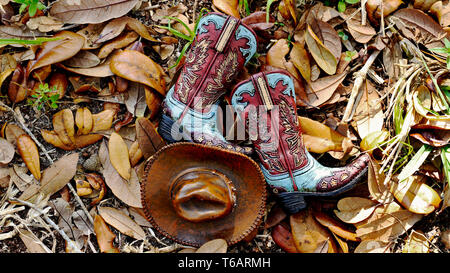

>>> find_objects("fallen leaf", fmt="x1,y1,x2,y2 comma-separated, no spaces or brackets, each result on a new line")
402,230,430,253
18,229,52,253
27,31,85,76
305,72,347,107
75,107,93,135
64,51,101,68
19,153,78,204
91,109,115,133
309,18,341,61
110,50,166,95
0,54,17,90
289,42,311,82
26,16,64,32
98,31,139,59
0,137,14,165
290,208,338,253
135,117,165,159
76,23,106,50
390,175,441,215
441,229,450,249
299,116,353,153
366,0,403,25
108,132,131,181
265,204,288,229
334,197,378,224
98,206,146,240
50,0,139,24
128,141,143,167
305,24,337,75
367,158,395,204
430,1,450,27
0,25,44,41
346,10,377,43
99,141,142,207
3,123,25,147
52,109,75,146
313,211,360,241
196,239,228,253
16,134,40,181
271,224,298,253
354,240,391,253
93,214,120,253
9,165,34,192
360,130,390,154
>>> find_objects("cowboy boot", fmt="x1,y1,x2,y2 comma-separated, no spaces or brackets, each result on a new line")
158,12,257,155
230,70,370,214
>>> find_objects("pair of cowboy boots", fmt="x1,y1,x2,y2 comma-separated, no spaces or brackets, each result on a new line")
158,12,370,214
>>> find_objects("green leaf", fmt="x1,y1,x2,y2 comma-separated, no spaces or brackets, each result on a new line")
338,1,346,12
19,3,27,14
398,145,433,182
345,0,360,4
37,2,46,10
29,0,38,17
0,37,62,46
266,0,276,23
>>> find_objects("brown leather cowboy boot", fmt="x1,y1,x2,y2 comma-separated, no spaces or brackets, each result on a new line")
230,70,370,213
158,12,257,155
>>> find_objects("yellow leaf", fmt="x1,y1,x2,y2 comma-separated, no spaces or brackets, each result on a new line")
334,197,378,224
304,25,337,75
108,132,131,181
16,134,41,181
402,230,430,253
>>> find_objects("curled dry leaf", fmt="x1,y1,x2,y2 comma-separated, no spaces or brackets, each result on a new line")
18,153,78,204
290,209,338,253
16,134,40,181
305,72,347,107
27,31,85,76
367,158,395,204
402,230,430,253
41,129,104,151
430,1,450,27
96,16,158,44
366,0,403,25
99,141,142,207
0,137,14,166
309,18,341,61
213,0,239,18
305,25,337,75
128,141,143,167
265,204,287,229
390,175,441,215
3,123,24,146
98,31,139,59
86,173,106,206
354,240,391,253
299,116,353,154
271,224,298,253
93,215,120,253
98,206,146,240
196,239,228,253
75,107,93,135
136,117,166,159
53,109,75,146
50,0,139,24
92,109,115,133
76,179,92,196
289,42,311,82
108,132,131,181
64,51,101,69
334,197,378,224
8,64,28,103
313,211,359,241
110,50,166,95
346,12,376,44
0,54,17,90
26,16,64,32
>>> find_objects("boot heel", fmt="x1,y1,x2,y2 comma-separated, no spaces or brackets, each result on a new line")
158,114,179,144
278,192,308,214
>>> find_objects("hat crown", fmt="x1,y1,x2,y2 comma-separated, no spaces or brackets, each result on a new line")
170,167,236,223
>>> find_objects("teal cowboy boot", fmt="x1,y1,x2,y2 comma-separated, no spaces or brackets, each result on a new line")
158,12,257,155
230,70,370,213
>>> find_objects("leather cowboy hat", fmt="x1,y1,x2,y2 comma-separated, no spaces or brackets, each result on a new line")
140,142,267,247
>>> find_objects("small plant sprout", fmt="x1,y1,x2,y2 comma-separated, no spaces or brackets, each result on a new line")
13,0,46,17
430,38,450,70
27,83,60,111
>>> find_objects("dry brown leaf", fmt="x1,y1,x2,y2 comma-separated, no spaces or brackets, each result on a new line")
345,10,377,43
309,18,341,61
354,240,391,253
18,153,78,204
99,141,142,207
128,141,143,167
305,72,346,107
0,137,14,166
271,224,298,253
50,0,139,24
267,39,290,70
91,109,115,133
93,214,120,253
289,42,311,82
136,117,165,159
64,51,101,69
76,23,106,50
75,107,93,135
367,158,395,204
27,31,85,76
110,50,166,96
290,209,338,253
52,109,75,146
96,16,157,44
18,229,51,253
98,206,146,240
196,239,228,253
390,175,441,215
355,209,423,242
108,132,131,181
16,134,40,181
98,31,139,59
26,16,64,32
430,1,450,27
213,0,239,18
0,54,17,90
313,211,360,241
402,230,430,253
334,197,378,224
4,123,25,146
366,0,403,25
305,24,337,75
441,229,450,249
0,25,44,40
299,116,353,153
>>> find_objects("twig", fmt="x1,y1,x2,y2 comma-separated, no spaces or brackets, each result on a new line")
361,0,367,26
9,197,82,253
341,50,381,122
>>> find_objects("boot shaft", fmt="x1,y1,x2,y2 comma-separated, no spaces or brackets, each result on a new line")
170,12,257,115
231,71,309,176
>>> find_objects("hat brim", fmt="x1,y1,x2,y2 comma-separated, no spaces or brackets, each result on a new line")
140,142,267,247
